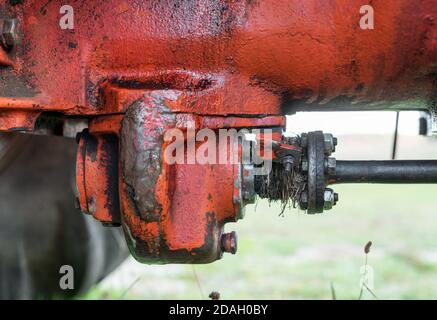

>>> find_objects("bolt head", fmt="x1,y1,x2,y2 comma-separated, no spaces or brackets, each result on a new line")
281,155,294,173
323,133,336,155
221,231,238,254
323,188,336,210
326,157,336,176
2,19,18,50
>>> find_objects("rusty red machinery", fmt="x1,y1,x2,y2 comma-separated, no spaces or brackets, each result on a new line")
0,0,436,264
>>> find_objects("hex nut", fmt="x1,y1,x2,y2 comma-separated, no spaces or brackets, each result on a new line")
281,155,294,173
323,133,336,155
323,188,336,210
326,157,336,176
221,231,238,254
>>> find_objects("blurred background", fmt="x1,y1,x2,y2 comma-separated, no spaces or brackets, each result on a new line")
83,111,437,300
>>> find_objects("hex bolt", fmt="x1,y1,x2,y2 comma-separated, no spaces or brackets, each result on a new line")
325,157,336,176
221,231,237,254
323,133,336,155
323,188,336,210
281,155,294,173
1,19,18,50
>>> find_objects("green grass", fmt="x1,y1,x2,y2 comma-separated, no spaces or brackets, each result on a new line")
83,184,437,300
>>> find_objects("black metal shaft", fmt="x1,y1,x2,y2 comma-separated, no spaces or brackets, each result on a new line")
331,160,437,184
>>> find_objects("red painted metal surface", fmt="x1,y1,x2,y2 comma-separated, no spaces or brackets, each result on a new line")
76,130,120,224
1,1,435,118
1,0,436,263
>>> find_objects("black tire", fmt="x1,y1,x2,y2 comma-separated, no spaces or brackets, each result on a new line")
0,134,129,299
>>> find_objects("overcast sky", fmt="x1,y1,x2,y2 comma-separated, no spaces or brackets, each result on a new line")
286,111,422,136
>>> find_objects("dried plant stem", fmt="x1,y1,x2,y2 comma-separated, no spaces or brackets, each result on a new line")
192,266,205,299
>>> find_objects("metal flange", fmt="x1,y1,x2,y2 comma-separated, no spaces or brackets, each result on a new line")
299,131,338,214
306,131,326,214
